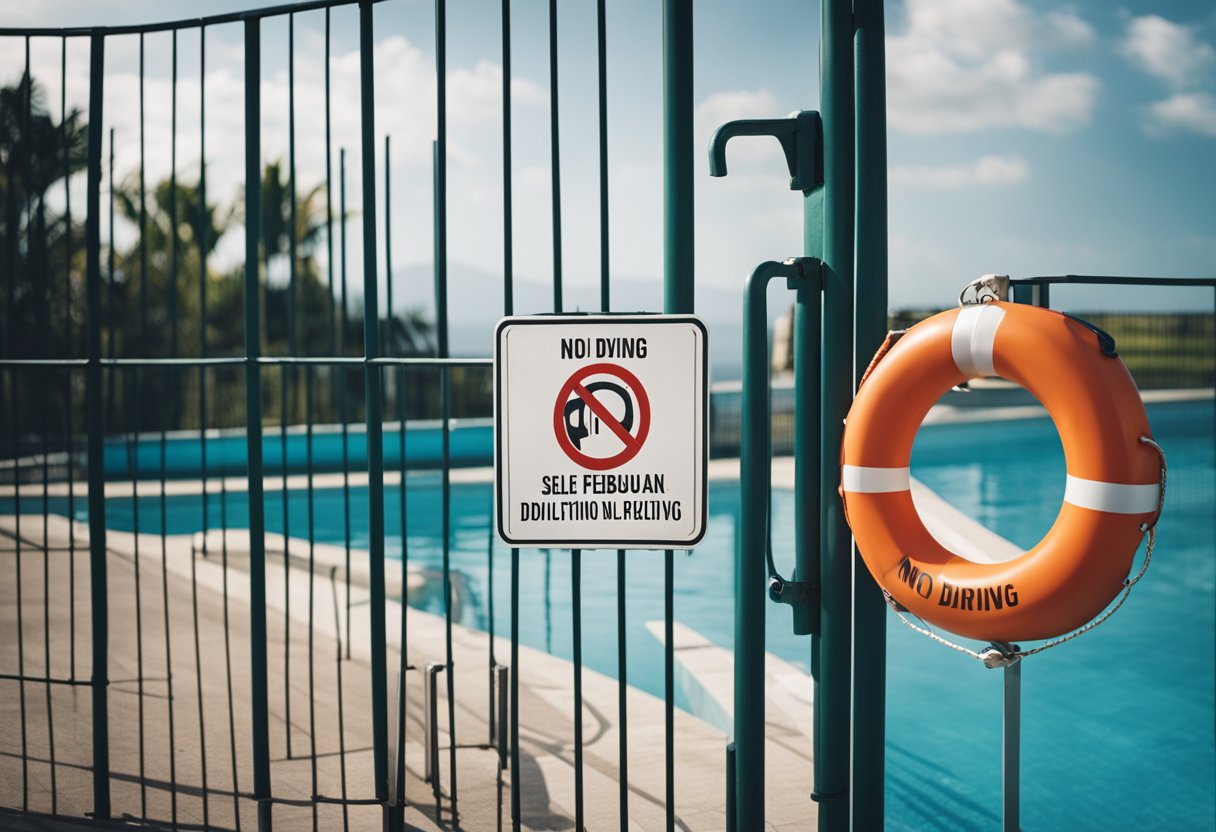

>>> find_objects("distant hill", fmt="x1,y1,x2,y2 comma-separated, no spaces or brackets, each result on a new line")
390,262,789,382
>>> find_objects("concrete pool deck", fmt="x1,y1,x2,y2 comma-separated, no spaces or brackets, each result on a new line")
1,511,823,830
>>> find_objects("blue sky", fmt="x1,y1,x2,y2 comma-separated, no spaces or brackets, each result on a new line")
4,0,1214,320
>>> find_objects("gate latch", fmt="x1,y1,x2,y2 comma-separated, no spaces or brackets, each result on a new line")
768,573,819,606
709,110,823,192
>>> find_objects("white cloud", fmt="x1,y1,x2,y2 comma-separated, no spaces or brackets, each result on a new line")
1121,15,1216,89
887,0,1099,134
45,31,548,273
890,154,1029,188
1147,92,1216,138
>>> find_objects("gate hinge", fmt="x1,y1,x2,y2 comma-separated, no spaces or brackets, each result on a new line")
709,110,824,192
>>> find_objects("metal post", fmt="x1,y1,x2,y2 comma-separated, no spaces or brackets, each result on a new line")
663,0,694,316
359,0,390,808
389,667,407,811
812,0,854,828
1004,662,1021,832
725,743,736,832
425,661,444,798
852,0,889,825
663,4,693,828
496,664,509,771
243,19,273,831
84,31,111,822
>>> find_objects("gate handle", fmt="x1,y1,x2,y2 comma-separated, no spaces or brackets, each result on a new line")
708,110,823,191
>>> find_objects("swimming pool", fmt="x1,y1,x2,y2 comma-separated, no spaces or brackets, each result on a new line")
6,398,1212,829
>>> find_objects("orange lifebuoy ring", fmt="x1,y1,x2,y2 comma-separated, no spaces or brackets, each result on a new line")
841,301,1161,642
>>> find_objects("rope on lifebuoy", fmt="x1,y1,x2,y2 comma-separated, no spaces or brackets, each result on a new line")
879,405,1167,667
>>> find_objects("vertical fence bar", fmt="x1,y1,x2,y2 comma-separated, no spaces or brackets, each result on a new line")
386,131,412,814
500,1,522,826
547,0,562,313
105,127,115,429
161,379,180,831
130,385,147,820
23,38,31,366
325,8,336,358
41,247,58,816
282,12,297,763
188,398,211,828
339,148,352,659
814,0,855,829
663,551,674,830
1,73,9,361
164,46,181,817
852,0,888,825
487,499,496,745
385,130,411,821
194,28,208,830
61,34,79,681
572,550,584,829
434,0,459,819
330,565,351,831
84,30,111,822
32,36,60,799
616,547,628,828
725,742,736,832
496,665,509,769
139,36,148,356
384,125,410,828
662,2,693,827
169,31,179,357
663,0,693,317
502,0,513,319
358,0,391,809
244,18,273,832
13,377,28,812
425,662,443,798
509,542,521,831
597,0,609,313
135,42,151,817
306,365,318,832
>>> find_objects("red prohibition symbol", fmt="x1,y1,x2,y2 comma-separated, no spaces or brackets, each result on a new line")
553,362,651,471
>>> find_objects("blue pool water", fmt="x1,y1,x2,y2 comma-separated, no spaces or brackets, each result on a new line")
5,399,1212,829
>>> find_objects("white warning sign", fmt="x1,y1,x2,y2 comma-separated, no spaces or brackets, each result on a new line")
495,315,708,549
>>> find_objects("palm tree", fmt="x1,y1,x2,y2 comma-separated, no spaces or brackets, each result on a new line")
0,72,87,453
0,72,88,361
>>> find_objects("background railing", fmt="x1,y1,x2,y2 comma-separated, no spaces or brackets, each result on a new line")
0,0,697,829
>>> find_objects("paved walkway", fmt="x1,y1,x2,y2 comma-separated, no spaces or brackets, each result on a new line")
1,513,819,830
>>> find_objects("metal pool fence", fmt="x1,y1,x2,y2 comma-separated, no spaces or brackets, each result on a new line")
0,0,696,828
3,0,1214,830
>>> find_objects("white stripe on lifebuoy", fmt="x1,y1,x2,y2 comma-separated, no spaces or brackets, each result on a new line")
1064,475,1160,515
951,303,1005,378
842,465,910,493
